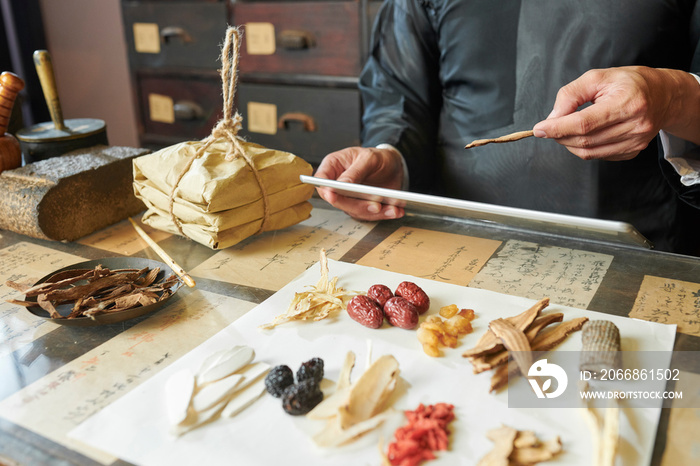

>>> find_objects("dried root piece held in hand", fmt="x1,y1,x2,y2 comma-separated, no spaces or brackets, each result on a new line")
465,130,534,149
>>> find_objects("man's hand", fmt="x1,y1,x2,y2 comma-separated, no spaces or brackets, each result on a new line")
533,66,700,160
314,146,405,221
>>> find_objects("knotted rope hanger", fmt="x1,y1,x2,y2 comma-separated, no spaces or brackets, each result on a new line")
168,26,270,237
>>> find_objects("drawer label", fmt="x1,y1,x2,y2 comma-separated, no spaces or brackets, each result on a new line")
148,93,175,124
245,23,276,55
247,102,277,135
133,23,161,54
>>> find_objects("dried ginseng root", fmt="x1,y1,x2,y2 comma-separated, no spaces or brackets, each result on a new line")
259,249,355,329
477,425,562,465
417,306,476,357
385,403,455,466
6,265,180,319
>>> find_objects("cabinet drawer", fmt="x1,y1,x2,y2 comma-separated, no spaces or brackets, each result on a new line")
238,83,361,164
123,1,228,69
234,1,362,77
137,73,223,142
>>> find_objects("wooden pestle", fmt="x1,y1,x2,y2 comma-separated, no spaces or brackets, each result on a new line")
0,71,25,173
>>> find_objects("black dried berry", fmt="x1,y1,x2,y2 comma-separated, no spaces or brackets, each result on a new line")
296,357,324,385
281,379,324,415
264,365,294,398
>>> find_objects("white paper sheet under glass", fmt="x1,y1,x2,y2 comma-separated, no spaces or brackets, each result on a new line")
70,260,676,465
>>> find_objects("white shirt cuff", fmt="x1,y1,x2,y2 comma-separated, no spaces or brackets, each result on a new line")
376,143,410,190
659,72,700,186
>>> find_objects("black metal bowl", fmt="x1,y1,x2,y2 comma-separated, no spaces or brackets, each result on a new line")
23,257,182,327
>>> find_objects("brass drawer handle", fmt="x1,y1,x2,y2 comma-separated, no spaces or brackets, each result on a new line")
173,100,204,121
160,26,193,44
278,112,317,132
277,30,316,50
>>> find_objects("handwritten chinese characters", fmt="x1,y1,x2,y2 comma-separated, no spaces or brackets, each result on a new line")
77,217,171,256
469,240,613,309
629,276,700,336
0,289,256,463
190,208,374,290
0,242,85,357
357,227,500,286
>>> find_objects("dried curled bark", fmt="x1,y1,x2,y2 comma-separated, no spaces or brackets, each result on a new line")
6,265,180,319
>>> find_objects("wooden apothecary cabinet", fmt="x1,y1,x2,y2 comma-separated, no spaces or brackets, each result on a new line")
121,0,381,163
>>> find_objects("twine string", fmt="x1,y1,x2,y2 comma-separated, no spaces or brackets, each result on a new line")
167,26,270,238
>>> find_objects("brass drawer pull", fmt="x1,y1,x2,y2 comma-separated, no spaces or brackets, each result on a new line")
278,112,317,132
277,30,316,50
160,26,193,44
173,100,204,121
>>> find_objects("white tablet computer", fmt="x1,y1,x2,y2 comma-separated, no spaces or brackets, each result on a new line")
300,175,653,249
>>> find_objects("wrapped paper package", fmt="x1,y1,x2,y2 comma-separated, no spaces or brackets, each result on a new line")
131,27,314,250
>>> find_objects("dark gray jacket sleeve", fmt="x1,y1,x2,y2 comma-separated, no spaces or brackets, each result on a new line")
659,2,700,209
358,0,442,192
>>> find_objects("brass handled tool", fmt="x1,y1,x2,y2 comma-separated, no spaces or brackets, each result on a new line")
16,50,108,162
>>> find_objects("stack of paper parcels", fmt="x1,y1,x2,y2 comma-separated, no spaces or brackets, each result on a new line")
133,138,314,249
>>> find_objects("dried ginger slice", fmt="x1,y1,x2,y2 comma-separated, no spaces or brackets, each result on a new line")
259,249,354,329
477,425,518,466
479,425,562,466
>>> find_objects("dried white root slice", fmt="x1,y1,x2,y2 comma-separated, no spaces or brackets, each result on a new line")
313,409,394,448
192,374,244,412
337,351,356,390
338,354,400,430
233,361,270,391
306,386,351,420
307,351,356,419
600,401,619,466
165,369,195,426
221,377,267,418
197,348,235,377
197,346,255,385
171,398,226,437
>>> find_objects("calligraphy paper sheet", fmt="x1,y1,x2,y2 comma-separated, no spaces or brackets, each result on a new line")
190,208,374,290
469,240,613,309
70,260,675,466
0,289,256,463
629,276,700,337
0,242,85,358
356,226,500,285
77,218,171,256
